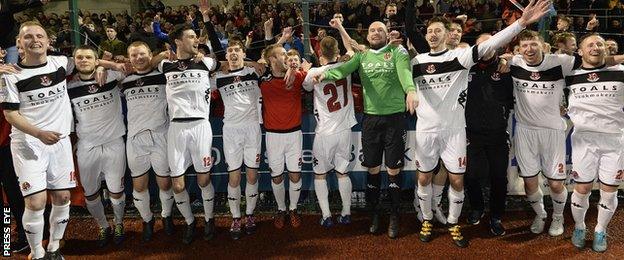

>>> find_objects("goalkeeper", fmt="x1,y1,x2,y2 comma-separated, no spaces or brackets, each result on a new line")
313,21,418,239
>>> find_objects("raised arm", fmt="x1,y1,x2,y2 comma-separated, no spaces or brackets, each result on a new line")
200,0,225,61
476,0,550,61
329,18,354,55
405,0,428,54
318,52,362,82
152,16,169,42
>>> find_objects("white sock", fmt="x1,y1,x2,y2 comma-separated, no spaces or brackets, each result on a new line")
228,184,242,218
338,176,352,216
47,202,70,252
417,183,433,221
432,184,445,209
23,208,45,258
526,188,547,218
595,190,618,233
314,178,331,218
200,183,215,221
85,197,110,228
550,186,568,217
159,189,174,218
447,187,465,224
571,190,590,230
271,180,287,211
133,190,153,222
245,181,259,215
173,190,195,225
289,179,302,211
110,193,126,225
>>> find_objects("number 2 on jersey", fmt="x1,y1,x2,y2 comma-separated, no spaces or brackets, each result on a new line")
323,79,348,113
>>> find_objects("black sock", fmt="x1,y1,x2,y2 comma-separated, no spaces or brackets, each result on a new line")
366,173,381,210
388,174,402,215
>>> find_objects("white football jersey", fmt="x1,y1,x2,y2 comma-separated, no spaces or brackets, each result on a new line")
304,62,356,135
411,21,524,132
565,64,624,134
509,54,580,130
120,70,169,137
67,70,126,147
158,57,219,120
0,56,74,142
211,66,262,127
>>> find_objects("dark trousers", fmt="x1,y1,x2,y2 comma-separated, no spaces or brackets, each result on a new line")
464,131,509,220
1,144,25,239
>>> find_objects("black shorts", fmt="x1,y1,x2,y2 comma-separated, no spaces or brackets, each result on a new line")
361,112,407,169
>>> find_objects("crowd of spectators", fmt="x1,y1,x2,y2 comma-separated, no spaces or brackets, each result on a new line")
6,0,624,60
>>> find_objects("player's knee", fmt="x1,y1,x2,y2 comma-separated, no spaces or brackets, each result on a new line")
368,166,381,175
574,184,592,195
25,195,47,211
109,192,123,199
272,175,284,184
548,181,565,193
418,172,433,186
156,177,172,191
288,172,301,182
246,171,258,184
314,173,327,180
449,178,464,190
50,191,71,205
229,177,241,187
172,181,186,193
387,167,401,176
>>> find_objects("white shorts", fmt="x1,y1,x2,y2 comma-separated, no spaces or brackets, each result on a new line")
77,138,126,197
223,124,262,171
127,126,170,178
514,124,566,180
571,131,624,186
312,129,352,174
414,129,467,174
168,119,213,177
265,130,302,177
11,138,76,197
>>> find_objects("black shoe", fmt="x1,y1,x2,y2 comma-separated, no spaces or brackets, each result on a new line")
466,210,484,226
204,219,215,241
163,216,175,235
113,224,125,245
419,220,433,242
142,218,155,242
368,210,380,234
490,218,506,236
388,214,399,239
182,221,196,245
448,224,469,248
96,227,112,248
46,250,64,260
230,218,243,240
11,237,29,253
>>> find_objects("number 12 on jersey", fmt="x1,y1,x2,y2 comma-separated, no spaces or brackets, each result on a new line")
323,79,348,113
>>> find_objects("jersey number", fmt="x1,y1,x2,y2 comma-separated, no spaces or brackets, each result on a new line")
323,79,348,113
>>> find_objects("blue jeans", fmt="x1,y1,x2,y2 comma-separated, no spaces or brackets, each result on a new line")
4,45,19,64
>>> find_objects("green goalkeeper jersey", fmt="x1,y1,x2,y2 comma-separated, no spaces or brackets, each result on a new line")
323,44,415,115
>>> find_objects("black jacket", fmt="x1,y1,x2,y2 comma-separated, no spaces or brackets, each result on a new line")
465,58,514,137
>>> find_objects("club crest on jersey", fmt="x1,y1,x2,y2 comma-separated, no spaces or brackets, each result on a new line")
21,182,31,191
177,62,188,70
530,72,540,80
384,52,392,61
135,78,144,87
586,72,599,82
87,84,99,94
491,72,501,81
40,76,52,86
426,64,436,74
234,76,241,82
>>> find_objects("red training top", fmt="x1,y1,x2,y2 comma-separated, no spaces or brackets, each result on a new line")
259,70,306,132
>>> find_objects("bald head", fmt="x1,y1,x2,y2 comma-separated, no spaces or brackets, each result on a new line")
367,21,388,49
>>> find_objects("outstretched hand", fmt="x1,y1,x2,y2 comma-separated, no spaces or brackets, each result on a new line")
517,0,552,27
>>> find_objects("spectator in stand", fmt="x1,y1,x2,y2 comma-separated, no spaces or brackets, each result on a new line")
100,26,127,61
605,39,619,55
128,17,165,53
552,32,577,55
